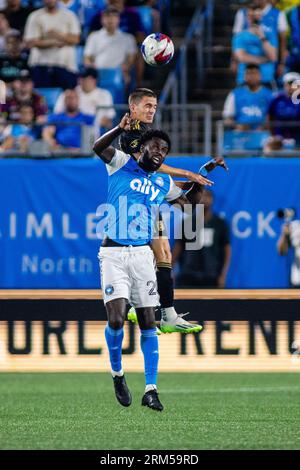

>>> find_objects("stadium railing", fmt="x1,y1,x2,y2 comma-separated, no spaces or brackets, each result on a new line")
0,104,212,157
216,120,300,157
159,0,215,106
0,121,95,158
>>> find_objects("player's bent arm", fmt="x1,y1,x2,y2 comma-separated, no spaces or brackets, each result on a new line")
93,114,131,163
93,126,123,162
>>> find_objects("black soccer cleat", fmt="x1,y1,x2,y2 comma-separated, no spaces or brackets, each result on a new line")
142,390,164,411
113,375,132,407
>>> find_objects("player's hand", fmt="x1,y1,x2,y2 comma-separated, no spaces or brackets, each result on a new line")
185,170,214,187
119,113,132,131
214,157,229,171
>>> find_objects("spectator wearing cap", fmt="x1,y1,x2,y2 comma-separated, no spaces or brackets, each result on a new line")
0,30,28,84
4,70,48,123
1,104,39,153
0,0,33,35
232,4,278,85
84,7,137,86
24,0,80,90
43,88,94,151
54,68,115,130
264,71,300,152
223,63,273,130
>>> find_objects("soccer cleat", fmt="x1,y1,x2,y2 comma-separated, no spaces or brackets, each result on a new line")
113,375,132,407
142,390,164,411
160,312,203,334
127,307,162,335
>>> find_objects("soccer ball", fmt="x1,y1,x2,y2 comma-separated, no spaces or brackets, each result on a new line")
141,33,174,66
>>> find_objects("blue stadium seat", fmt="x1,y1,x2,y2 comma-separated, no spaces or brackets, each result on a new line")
138,6,153,36
98,68,125,104
76,45,84,69
223,130,270,153
35,88,62,112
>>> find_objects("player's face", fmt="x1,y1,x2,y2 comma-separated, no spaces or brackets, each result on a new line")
139,137,169,172
130,96,157,123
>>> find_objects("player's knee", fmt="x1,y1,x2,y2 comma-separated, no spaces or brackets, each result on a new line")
108,317,124,330
136,307,156,330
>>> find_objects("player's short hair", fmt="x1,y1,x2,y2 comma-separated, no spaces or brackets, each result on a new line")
140,129,171,153
245,63,260,71
129,88,157,105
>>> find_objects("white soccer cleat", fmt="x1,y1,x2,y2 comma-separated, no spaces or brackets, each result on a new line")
160,312,203,334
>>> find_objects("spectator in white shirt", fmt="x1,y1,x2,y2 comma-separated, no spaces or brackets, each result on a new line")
54,68,116,129
24,0,80,89
84,6,137,85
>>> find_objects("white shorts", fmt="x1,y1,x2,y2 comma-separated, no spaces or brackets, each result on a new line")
98,245,159,308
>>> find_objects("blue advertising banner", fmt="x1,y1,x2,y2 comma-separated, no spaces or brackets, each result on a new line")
0,156,299,288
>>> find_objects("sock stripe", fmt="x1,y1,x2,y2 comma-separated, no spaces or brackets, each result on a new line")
106,325,124,336
140,328,157,338
157,262,172,269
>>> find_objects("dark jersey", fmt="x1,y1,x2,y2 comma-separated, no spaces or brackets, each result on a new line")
119,120,151,154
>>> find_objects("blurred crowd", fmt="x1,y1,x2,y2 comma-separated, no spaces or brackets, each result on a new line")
0,0,168,153
223,0,300,154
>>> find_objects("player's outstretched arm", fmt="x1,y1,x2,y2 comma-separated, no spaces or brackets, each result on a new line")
93,114,131,163
159,163,213,186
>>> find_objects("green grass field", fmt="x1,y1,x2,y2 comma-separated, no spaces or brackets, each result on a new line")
0,372,299,450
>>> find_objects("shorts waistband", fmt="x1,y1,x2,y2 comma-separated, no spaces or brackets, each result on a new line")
102,237,150,248
99,245,151,253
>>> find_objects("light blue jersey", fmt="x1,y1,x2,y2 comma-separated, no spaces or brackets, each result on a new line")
236,6,281,46
102,149,182,245
233,30,277,84
232,85,273,128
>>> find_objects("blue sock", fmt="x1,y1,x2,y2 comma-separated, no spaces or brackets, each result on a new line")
105,324,124,374
140,328,159,386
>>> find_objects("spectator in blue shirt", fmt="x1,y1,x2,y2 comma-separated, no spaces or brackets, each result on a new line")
42,88,94,151
233,0,288,78
223,63,273,129
232,4,278,84
264,71,300,152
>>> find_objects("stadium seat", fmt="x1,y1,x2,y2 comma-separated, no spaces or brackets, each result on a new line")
35,88,62,112
97,68,125,104
223,130,271,155
138,6,153,36
76,45,84,69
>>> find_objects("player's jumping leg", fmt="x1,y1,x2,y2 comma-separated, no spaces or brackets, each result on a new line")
127,238,202,334
151,237,203,334
105,298,132,407
136,307,163,411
